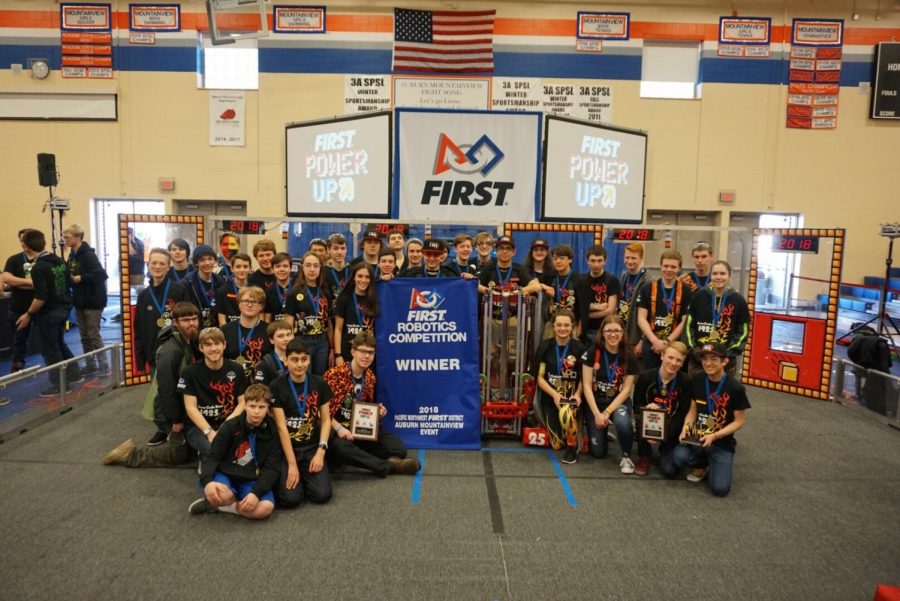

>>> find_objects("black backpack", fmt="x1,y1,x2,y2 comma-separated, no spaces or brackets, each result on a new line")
847,326,892,373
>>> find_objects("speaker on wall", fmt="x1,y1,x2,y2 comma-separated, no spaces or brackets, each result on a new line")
37,153,57,188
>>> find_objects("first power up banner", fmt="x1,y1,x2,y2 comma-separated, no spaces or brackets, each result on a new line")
392,108,542,222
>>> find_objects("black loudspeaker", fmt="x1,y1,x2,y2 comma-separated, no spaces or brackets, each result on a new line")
37,153,58,187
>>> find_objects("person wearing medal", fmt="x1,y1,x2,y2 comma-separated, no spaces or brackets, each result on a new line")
324,233,350,304
184,245,225,329
333,262,379,368
269,338,334,508
134,248,189,375
685,260,750,376
262,252,294,323
577,244,620,345
679,240,715,293
254,320,294,386
446,233,479,278
632,341,693,476
284,252,333,376
405,238,457,277
673,342,751,497
581,315,640,474
216,252,252,326
221,286,271,382
616,242,649,354
636,250,693,370
539,244,583,339
324,332,420,477
534,310,585,464
166,239,192,282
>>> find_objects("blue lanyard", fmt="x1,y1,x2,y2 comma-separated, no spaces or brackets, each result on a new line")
236,320,258,356
711,289,731,329
330,266,348,288
306,285,321,316
150,279,171,315
287,376,310,417
602,350,619,387
692,272,710,289
230,277,239,297
660,281,676,312
276,284,288,311
219,259,232,282
555,272,572,301
657,371,677,403
273,352,286,374
623,271,641,301
555,340,570,374
495,265,511,286
704,375,727,415
353,292,365,327
195,273,214,308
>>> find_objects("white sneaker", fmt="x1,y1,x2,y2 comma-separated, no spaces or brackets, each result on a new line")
619,456,635,474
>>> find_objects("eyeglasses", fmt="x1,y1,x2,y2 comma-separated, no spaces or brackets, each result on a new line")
603,329,624,335
354,348,375,356
240,299,260,306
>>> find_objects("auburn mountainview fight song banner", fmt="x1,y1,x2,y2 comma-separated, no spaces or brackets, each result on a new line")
393,108,542,223
376,278,481,450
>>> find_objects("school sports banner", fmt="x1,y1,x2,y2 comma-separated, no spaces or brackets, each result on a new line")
392,108,542,223
376,277,481,450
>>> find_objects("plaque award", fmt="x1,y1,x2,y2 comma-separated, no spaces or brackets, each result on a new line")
350,401,380,441
641,408,667,442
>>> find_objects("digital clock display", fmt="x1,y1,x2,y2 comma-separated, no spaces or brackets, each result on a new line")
772,235,819,253
611,228,656,242
222,220,265,234
367,223,409,236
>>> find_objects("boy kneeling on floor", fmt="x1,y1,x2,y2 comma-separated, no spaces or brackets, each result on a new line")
189,384,282,519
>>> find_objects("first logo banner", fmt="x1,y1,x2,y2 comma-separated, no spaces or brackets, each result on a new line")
130,4,181,32
61,3,112,32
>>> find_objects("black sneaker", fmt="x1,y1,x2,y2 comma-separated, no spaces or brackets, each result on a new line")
188,498,217,515
147,430,168,446
82,365,99,376
561,446,578,464
67,373,85,385
40,385,70,398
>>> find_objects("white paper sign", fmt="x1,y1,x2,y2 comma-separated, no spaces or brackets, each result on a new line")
209,91,245,146
344,75,392,114
491,78,542,112
393,77,491,110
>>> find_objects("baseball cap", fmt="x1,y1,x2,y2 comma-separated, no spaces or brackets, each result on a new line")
422,238,446,253
530,238,549,250
694,342,727,358
362,231,383,244
495,235,516,249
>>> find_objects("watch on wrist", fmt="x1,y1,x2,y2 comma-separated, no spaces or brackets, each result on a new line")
203,427,212,436
318,440,328,450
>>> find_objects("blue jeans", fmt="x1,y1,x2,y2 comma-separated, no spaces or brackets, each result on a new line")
300,334,329,376
672,443,735,497
185,425,212,459
584,398,633,458
34,306,81,388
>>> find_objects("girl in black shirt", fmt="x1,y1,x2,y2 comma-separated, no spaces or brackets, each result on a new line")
285,252,332,376
333,262,378,366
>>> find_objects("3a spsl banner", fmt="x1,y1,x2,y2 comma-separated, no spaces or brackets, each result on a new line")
376,278,480,450
393,108,542,222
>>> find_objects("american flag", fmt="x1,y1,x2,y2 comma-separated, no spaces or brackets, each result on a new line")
392,8,496,73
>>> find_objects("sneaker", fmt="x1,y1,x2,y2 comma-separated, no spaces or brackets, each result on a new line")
147,430,168,446
619,456,635,474
68,373,85,384
39,385,71,398
188,497,218,515
101,439,135,465
561,446,578,464
82,364,99,376
634,456,652,476
387,457,421,475
687,467,709,482
11,362,24,373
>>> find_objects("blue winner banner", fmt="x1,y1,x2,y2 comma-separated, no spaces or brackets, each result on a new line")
376,278,480,450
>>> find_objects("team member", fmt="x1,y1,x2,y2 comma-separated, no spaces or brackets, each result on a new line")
578,245,620,345
540,244,582,336
308,238,328,265
477,236,540,295
189,384,282,519
134,249,189,375
616,242,649,351
387,229,407,273
333,263,378,367
16,229,82,396
216,252,252,325
254,320,293,386
524,238,555,281
581,315,639,474
248,238,278,290
350,231,382,269
179,327,247,457
673,342,750,496
473,231,495,267
102,302,201,464
376,249,397,281
262,252,294,322
324,332,420,476
221,286,271,382
399,238,424,275
632,342,692,476
325,233,350,302
63,224,109,375
405,239,457,278
2,229,36,373
534,310,584,464
127,227,145,286
636,250,693,369
685,260,751,376
184,244,225,328
167,239,192,281
216,231,240,283
284,252,332,376
269,339,333,507
446,233,479,278
680,240,714,293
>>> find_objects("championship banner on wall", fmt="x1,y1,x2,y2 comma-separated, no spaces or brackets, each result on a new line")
393,108,542,222
787,19,844,129
376,278,481,450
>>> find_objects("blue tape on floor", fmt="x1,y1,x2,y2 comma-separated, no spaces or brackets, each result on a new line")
410,448,425,504
546,449,578,508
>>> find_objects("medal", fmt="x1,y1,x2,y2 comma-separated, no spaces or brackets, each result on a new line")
235,356,245,366
156,317,171,328
708,330,720,342
296,293,305,301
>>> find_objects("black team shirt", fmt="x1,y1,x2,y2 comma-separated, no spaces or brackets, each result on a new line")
269,373,332,447
221,320,272,381
632,367,693,443
687,372,750,451
178,359,248,429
